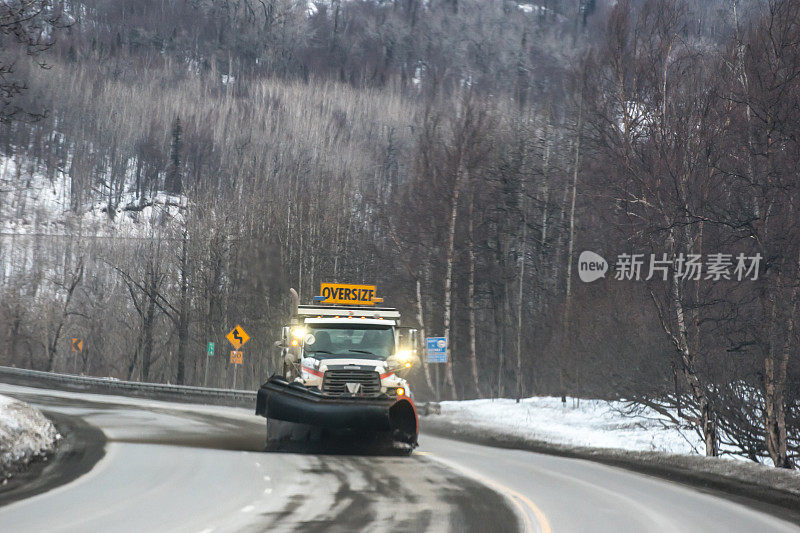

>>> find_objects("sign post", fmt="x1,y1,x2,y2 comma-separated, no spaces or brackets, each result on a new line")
426,337,447,402
226,325,250,389
204,342,215,387
230,350,243,388
71,338,83,374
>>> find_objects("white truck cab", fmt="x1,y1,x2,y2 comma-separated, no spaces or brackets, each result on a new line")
281,305,418,400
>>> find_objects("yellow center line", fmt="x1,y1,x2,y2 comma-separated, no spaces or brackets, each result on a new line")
422,452,552,533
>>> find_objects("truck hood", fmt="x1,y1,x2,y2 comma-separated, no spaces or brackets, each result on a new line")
314,357,389,373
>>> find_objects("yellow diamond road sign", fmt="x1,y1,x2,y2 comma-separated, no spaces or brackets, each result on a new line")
226,325,250,350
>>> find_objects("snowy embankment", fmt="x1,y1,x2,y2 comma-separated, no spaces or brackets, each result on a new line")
0,395,61,483
0,153,185,238
431,396,704,455
425,396,800,501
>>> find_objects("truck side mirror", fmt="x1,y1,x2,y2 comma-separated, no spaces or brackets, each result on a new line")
397,327,419,354
273,326,292,349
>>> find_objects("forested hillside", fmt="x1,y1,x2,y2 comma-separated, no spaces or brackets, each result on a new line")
1,0,798,467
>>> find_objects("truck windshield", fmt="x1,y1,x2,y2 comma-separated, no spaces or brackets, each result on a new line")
305,325,395,360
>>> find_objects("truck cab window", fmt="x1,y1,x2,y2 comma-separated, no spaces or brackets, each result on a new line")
306,325,394,359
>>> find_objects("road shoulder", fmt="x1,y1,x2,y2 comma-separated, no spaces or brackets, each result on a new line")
0,411,106,507
421,416,800,526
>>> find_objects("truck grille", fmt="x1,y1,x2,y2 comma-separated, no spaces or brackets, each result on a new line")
322,369,381,397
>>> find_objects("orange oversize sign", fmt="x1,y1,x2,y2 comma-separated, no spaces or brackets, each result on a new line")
319,283,379,306
230,350,243,365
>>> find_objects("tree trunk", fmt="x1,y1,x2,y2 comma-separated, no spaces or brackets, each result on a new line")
128,329,142,381
468,190,481,397
46,260,83,372
538,116,552,313
443,158,465,400
416,278,435,392
497,282,510,397
141,270,157,381
667,230,717,457
560,87,582,404
764,247,799,468
515,194,527,401
175,230,190,385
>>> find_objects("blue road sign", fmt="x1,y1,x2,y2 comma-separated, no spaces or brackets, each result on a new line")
426,337,447,363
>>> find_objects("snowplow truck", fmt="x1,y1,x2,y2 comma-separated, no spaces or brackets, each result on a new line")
256,288,420,453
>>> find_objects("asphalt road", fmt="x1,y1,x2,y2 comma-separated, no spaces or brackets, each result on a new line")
0,383,798,533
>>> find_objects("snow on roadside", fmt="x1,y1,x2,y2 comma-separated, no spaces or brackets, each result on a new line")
431,396,705,455
0,394,61,482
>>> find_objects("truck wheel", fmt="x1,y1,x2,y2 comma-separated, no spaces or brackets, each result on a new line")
395,446,414,457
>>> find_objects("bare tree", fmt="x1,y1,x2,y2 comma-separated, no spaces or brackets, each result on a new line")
0,0,66,121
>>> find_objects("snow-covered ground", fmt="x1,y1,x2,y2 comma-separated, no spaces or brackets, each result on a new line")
0,394,61,482
0,153,185,237
432,396,705,455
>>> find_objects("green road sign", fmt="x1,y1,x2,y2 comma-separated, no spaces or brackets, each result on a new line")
207,342,215,356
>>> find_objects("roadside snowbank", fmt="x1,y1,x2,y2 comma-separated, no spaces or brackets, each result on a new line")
424,397,800,506
0,394,61,482
431,396,705,455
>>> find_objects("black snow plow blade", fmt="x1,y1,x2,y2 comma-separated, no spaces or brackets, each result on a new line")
256,376,418,447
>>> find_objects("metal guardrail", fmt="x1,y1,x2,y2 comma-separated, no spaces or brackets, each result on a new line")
0,366,443,413
0,366,258,408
